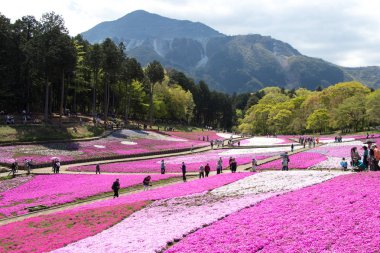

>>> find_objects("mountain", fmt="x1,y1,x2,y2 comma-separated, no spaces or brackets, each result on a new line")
81,10,380,93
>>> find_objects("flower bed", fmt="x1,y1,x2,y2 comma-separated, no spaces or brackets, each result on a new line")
258,152,327,170
54,171,343,253
0,201,148,253
238,136,295,146
0,176,32,194
0,174,177,217
0,130,208,166
69,172,252,212
67,148,271,173
165,131,225,141
166,172,380,253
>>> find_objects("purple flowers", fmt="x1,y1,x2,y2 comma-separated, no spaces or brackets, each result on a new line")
259,152,327,169
166,172,380,253
0,174,176,217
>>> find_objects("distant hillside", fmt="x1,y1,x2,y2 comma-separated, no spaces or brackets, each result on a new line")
81,10,380,93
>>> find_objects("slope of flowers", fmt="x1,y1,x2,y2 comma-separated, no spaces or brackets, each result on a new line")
238,136,295,146
67,149,271,173
0,176,32,194
166,172,380,253
54,171,343,253
0,174,176,217
0,201,148,253
0,130,208,165
258,152,327,170
164,130,225,141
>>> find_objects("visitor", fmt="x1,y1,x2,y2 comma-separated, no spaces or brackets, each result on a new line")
340,157,348,171
9,162,17,177
251,158,257,172
55,160,60,174
24,159,31,175
143,176,152,191
52,160,56,173
369,144,376,171
230,158,237,173
362,146,369,171
112,179,120,198
181,162,187,182
210,141,214,149
238,141,240,147
282,153,290,171
96,164,101,174
291,144,294,152
217,157,222,174
350,147,360,167
199,164,205,178
205,163,211,177
374,144,380,171
160,160,166,174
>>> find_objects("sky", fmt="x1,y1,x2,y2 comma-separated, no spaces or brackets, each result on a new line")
2,0,380,67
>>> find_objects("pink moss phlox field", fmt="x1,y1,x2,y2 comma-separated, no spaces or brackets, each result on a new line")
165,131,223,141
0,176,33,194
166,172,380,253
259,152,327,170
67,149,269,173
0,201,148,253
0,131,209,165
0,174,176,217
70,172,252,212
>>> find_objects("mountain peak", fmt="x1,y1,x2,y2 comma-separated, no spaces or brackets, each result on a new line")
82,10,224,43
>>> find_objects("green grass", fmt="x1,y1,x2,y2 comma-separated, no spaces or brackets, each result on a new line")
0,125,104,143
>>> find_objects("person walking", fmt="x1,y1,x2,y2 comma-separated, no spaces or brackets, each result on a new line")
9,162,17,177
199,164,205,178
112,179,120,198
96,164,101,174
291,143,294,152
55,160,60,174
231,158,237,173
24,159,31,175
218,157,223,173
205,163,211,177
181,162,187,182
251,158,257,172
143,176,152,191
282,153,289,171
160,160,166,174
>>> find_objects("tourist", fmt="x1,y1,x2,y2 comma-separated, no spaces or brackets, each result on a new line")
205,163,211,177
230,158,237,173
96,164,100,174
291,143,294,152
340,157,348,171
143,176,152,191
9,162,17,177
199,164,205,178
210,141,214,149
24,159,31,175
217,157,222,174
350,147,360,167
362,146,369,170
251,158,257,172
181,162,187,182
55,160,60,174
160,160,166,174
112,179,120,198
282,153,289,171
374,144,380,171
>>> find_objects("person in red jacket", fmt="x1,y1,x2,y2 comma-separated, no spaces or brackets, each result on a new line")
205,163,211,177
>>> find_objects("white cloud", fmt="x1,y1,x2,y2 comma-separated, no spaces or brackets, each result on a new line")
1,0,380,67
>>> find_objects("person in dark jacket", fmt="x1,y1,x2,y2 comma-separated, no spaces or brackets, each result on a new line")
181,162,187,182
112,179,120,198
205,163,211,177
96,164,100,174
143,176,152,191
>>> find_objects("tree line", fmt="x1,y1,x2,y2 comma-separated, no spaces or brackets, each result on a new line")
237,82,380,134
0,12,234,129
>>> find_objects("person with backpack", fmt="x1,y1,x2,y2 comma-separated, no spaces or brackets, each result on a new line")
282,153,290,171
112,179,120,198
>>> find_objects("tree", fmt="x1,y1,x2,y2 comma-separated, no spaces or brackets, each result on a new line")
145,60,164,122
306,109,329,133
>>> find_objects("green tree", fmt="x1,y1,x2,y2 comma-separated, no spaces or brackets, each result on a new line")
306,109,330,133
145,60,164,122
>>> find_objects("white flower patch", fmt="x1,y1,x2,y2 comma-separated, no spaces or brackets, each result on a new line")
211,171,347,197
219,146,302,156
322,140,364,147
93,145,105,149
319,138,355,143
309,156,346,170
216,133,241,139
120,141,137,145
240,137,288,146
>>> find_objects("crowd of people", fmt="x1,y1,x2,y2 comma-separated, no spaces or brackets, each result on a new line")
347,143,380,172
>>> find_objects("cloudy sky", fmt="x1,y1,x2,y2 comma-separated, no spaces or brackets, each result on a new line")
2,0,380,67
